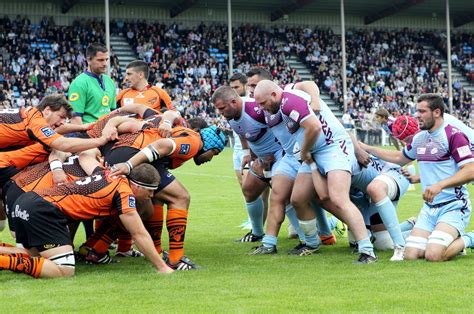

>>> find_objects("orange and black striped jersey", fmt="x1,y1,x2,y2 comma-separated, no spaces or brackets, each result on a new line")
35,169,136,221
112,127,202,169
12,155,88,192
0,143,49,169
116,85,174,112
0,107,62,150
86,110,135,138
86,107,187,139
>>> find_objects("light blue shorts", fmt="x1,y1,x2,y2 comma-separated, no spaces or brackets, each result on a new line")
351,165,409,202
351,165,379,194
233,149,246,171
415,199,472,235
312,138,356,175
249,150,284,181
273,154,300,180
350,190,372,225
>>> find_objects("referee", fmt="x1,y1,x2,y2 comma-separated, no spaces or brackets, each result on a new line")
68,42,117,239
69,43,116,124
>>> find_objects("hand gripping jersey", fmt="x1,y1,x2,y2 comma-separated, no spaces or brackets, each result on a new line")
280,89,350,153
228,97,282,158
12,155,88,192
86,110,136,138
107,126,202,170
0,107,62,150
264,110,296,156
34,169,137,221
85,108,188,139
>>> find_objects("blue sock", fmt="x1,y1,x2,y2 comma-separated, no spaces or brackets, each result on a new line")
357,237,374,256
311,201,332,236
373,196,405,247
402,230,411,240
285,204,305,243
399,219,415,232
299,219,320,248
327,216,339,231
262,235,277,248
246,198,264,236
462,232,474,249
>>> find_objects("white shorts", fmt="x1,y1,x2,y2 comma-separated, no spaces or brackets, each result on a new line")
233,149,246,171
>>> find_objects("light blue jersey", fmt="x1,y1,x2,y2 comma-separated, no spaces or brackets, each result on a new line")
279,89,355,174
228,97,282,158
444,113,474,148
403,121,474,205
263,111,296,156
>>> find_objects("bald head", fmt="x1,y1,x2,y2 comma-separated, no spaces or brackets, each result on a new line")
254,80,280,100
254,80,282,114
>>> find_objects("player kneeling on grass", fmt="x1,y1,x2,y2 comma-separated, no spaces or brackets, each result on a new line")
0,163,173,278
360,94,474,262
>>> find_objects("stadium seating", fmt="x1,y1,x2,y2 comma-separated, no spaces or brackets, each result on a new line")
1,16,471,126
295,27,472,125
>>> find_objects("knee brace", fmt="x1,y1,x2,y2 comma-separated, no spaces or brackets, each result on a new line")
406,236,428,251
427,230,454,247
373,174,399,201
49,251,75,268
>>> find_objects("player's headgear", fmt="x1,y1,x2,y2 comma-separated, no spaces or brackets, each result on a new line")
200,125,227,152
392,115,419,142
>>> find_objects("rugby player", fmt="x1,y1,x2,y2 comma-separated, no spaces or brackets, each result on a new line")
361,94,474,262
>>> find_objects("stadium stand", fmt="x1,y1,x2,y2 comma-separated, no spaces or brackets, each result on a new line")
0,16,472,127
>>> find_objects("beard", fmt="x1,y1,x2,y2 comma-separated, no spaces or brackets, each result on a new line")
419,117,435,130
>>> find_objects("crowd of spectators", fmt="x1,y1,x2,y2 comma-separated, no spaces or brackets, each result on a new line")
433,32,474,82
293,27,473,126
1,16,472,129
0,15,122,109
121,21,295,127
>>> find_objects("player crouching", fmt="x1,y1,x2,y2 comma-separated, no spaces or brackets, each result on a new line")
0,164,173,278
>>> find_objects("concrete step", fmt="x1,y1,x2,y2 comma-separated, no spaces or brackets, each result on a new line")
113,45,133,50
114,51,135,56
115,53,136,58
110,35,137,67
119,56,136,61
110,41,130,46
287,54,343,116
114,52,135,57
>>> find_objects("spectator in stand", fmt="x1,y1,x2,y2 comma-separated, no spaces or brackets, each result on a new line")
342,110,355,129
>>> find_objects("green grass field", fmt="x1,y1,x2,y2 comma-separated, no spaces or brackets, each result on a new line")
1,149,473,313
